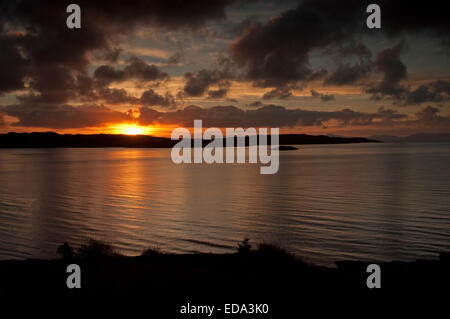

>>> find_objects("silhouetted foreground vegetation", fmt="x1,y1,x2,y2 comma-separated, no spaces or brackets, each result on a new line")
0,239,447,315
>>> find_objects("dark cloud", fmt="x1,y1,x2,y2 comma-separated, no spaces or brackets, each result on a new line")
78,0,232,30
229,16,260,37
262,87,293,100
366,45,408,100
207,89,228,99
10,54,170,106
74,74,96,101
310,89,335,102
183,69,232,97
403,80,450,105
97,88,140,105
0,35,28,94
1,103,132,129
325,63,371,86
124,57,169,82
415,106,450,126
93,66,126,86
336,40,372,60
374,46,407,88
230,0,450,91
377,1,450,40
140,89,176,108
138,104,407,128
364,46,450,106
3,101,444,132
324,41,372,85
375,107,408,123
230,0,365,88
0,0,232,105
94,57,169,87
166,42,186,66
101,48,123,63
1,0,449,134
18,65,78,104
166,52,183,66
360,45,450,105
68,57,171,105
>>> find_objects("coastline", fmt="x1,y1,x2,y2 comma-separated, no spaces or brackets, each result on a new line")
0,132,379,148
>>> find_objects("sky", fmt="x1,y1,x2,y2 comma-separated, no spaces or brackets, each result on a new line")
0,0,449,137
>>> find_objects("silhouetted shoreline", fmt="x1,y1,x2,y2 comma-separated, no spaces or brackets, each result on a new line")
0,132,379,148
274,145,299,151
0,240,447,313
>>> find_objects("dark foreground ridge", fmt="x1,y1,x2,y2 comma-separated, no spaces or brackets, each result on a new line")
0,240,447,314
0,132,379,148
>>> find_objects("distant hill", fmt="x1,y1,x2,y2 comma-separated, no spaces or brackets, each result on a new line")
0,132,378,148
369,133,450,143
278,134,378,145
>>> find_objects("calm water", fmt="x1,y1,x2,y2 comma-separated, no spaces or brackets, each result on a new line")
0,143,449,265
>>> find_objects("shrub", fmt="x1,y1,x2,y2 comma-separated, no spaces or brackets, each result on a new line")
254,243,296,262
237,237,252,254
57,242,74,260
141,247,162,257
77,239,116,259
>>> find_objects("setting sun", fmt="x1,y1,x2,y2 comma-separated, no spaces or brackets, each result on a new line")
112,124,153,135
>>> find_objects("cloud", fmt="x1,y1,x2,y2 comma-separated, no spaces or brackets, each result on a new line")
229,16,260,37
1,103,132,129
262,87,293,100
140,89,176,108
97,88,140,105
63,57,170,105
364,48,450,106
94,57,169,86
166,52,184,66
325,63,371,86
3,102,445,132
165,42,186,66
361,46,450,106
336,40,372,60
207,89,228,99
377,1,450,40
230,0,450,91
17,64,83,104
324,41,372,86
1,0,449,135
101,48,123,63
137,104,407,128
366,45,408,100
310,89,335,102
403,80,450,105
182,69,232,97
229,0,365,88
11,55,170,106
414,105,450,126
0,35,28,94
0,0,233,104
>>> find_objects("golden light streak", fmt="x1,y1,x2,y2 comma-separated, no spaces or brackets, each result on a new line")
111,123,155,135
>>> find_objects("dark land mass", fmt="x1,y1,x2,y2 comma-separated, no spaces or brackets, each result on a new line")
0,132,378,148
274,145,299,151
369,132,450,143
0,240,447,314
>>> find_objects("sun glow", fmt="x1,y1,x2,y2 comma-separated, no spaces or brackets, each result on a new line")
112,124,153,135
